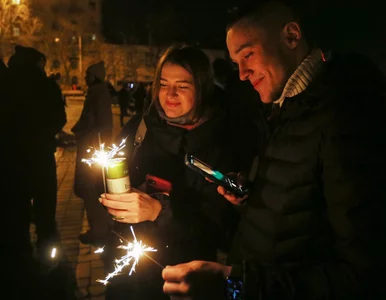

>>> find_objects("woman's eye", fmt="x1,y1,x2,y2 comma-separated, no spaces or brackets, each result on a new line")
178,86,188,89
160,83,167,87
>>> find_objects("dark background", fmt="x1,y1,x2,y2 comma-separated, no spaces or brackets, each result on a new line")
101,0,385,67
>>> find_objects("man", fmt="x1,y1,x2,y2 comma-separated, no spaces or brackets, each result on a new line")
162,1,386,299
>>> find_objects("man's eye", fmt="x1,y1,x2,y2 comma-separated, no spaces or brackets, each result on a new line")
244,53,253,60
160,83,167,87
178,86,188,89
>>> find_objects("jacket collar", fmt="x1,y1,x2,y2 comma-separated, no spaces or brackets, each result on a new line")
144,105,227,155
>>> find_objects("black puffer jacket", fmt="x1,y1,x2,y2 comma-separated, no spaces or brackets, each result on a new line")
231,53,386,300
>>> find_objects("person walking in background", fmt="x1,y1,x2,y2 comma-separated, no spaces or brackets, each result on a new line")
117,82,131,127
72,61,113,246
131,82,147,115
3,45,67,270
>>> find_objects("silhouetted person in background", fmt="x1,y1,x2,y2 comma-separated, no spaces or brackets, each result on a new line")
72,61,113,246
0,58,8,81
132,82,147,115
106,79,118,105
3,45,66,271
118,82,131,127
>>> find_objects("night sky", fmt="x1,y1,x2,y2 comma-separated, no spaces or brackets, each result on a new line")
101,0,385,56
101,0,240,49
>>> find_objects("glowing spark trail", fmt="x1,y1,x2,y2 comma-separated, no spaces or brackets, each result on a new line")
95,226,159,285
95,246,105,253
81,138,127,168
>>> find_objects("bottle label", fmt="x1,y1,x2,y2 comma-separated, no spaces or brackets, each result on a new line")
106,176,131,194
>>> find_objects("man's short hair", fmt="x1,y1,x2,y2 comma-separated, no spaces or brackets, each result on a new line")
226,0,316,45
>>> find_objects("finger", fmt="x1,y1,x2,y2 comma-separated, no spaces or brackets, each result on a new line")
217,186,226,195
114,212,142,223
100,198,132,210
102,193,122,201
225,194,247,205
205,177,214,183
163,281,190,295
220,189,238,202
162,265,189,281
227,199,241,205
111,215,125,222
130,187,144,194
104,192,142,202
108,208,127,218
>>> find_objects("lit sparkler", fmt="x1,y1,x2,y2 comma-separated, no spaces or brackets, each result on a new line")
81,134,128,193
95,226,162,285
81,137,127,168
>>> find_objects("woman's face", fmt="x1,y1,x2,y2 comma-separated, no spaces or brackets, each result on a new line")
158,62,196,118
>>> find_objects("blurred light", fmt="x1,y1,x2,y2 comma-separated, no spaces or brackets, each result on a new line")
12,0,21,5
92,34,96,41
55,37,60,43
51,247,57,258
13,27,20,36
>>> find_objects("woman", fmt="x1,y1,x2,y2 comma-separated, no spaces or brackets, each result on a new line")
100,44,254,300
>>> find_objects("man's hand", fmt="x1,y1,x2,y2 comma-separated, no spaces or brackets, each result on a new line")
217,185,248,206
99,188,162,223
209,172,249,205
162,260,231,300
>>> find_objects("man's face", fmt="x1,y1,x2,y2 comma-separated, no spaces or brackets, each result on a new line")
226,22,292,104
158,62,196,118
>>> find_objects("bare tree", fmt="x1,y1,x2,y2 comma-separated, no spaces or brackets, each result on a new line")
34,1,101,86
0,0,42,59
101,44,142,85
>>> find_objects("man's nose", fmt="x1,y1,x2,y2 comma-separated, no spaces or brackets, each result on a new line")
238,62,250,81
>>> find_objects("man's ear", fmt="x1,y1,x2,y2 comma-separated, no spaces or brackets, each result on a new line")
282,22,301,49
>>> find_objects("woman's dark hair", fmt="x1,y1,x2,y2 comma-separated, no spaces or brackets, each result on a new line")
151,43,214,121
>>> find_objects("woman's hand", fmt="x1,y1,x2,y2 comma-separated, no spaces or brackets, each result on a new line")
99,188,162,223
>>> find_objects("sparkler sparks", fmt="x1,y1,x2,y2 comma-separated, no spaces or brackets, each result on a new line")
81,138,127,168
94,246,105,253
95,226,160,285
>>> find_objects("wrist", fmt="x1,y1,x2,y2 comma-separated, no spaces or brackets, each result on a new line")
151,199,162,221
223,265,232,278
